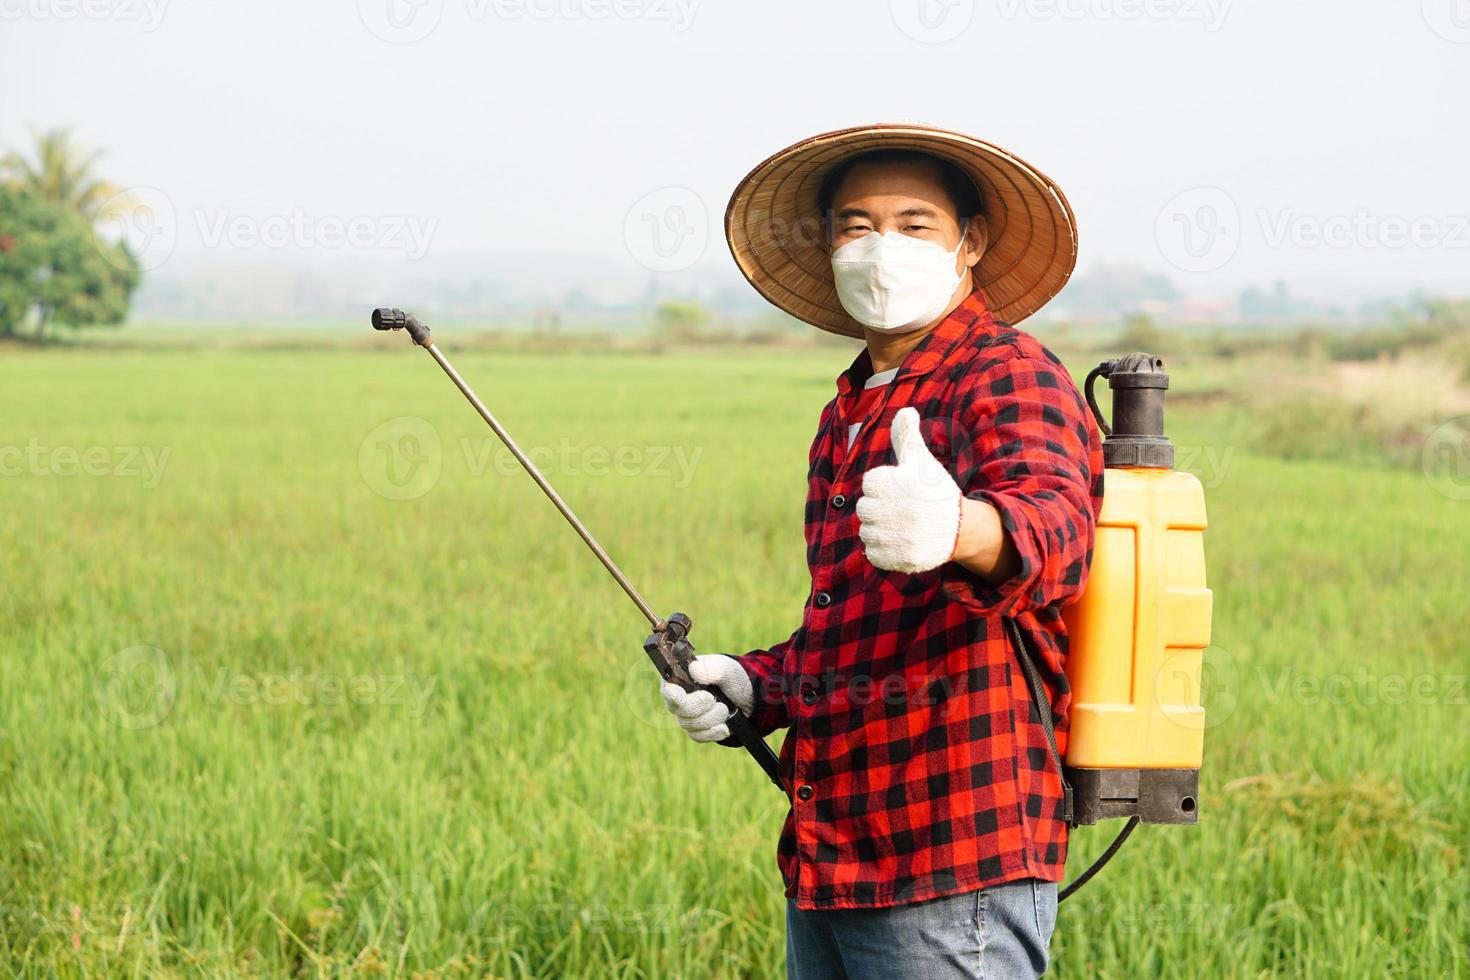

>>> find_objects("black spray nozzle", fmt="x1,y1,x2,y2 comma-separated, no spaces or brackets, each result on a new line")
661,611,691,642
371,307,432,346
1085,352,1173,469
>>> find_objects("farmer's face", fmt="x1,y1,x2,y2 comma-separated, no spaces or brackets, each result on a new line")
825,160,986,278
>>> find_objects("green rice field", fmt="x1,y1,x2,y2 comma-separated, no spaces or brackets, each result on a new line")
1,339,1466,977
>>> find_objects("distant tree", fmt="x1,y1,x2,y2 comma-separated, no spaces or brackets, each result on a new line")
0,185,139,338
743,308,806,338
1288,327,1328,361
1,128,124,217
1421,298,1470,335
654,298,711,342
1056,262,1181,317
531,304,562,331
1237,280,1310,322
1115,313,1171,356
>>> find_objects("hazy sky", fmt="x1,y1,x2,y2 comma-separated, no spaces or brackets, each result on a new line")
4,0,1467,302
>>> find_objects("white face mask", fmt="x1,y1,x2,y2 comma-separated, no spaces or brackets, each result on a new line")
830,224,967,333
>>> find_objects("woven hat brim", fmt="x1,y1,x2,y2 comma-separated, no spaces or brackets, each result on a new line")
725,124,1078,339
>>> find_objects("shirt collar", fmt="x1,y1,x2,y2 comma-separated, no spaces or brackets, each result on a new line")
835,287,1003,396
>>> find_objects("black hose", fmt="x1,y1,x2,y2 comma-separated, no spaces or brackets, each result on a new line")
1058,816,1140,903
1083,363,1114,436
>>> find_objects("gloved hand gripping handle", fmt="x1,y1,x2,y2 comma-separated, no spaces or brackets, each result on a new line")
644,613,785,791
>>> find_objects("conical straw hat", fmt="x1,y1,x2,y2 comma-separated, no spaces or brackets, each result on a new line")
725,124,1078,338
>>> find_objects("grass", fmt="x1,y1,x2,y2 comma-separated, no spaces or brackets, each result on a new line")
0,339,1466,977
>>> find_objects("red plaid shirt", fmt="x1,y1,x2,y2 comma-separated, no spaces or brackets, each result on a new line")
735,289,1104,911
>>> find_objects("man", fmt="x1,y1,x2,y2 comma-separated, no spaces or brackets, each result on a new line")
659,125,1103,979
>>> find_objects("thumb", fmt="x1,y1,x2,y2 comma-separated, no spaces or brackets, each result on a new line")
889,407,930,466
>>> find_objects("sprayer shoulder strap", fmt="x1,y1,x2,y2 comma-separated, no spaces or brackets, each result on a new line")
1004,617,1074,828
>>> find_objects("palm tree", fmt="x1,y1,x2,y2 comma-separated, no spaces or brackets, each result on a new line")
1,128,125,217
0,130,142,339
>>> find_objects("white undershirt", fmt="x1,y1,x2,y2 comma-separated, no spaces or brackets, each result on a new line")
846,367,900,449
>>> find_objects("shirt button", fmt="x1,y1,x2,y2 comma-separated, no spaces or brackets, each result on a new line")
814,592,832,608
801,685,817,705
797,784,814,801
831,493,846,509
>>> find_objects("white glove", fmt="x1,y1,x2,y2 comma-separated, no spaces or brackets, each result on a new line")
659,654,755,744
856,407,962,574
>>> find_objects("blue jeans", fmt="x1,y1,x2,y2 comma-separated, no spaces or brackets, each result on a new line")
786,879,1057,979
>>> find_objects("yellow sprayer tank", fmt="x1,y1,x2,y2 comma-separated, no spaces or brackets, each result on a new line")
1062,353,1211,826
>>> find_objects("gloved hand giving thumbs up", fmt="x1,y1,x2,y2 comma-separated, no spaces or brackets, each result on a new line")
856,407,963,574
